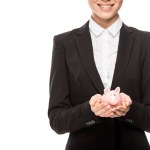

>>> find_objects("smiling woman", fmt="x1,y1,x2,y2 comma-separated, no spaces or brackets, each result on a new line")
0,0,150,150
88,0,123,28
48,0,150,150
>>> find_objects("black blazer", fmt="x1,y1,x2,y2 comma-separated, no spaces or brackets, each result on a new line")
48,22,150,150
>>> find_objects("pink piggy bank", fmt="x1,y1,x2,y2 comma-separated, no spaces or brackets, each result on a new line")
101,87,121,106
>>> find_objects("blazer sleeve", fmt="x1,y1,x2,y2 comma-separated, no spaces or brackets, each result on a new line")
48,36,104,134
119,41,150,133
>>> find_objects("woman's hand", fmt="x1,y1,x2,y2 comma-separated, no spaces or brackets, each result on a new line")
110,93,132,118
89,93,132,118
89,94,112,117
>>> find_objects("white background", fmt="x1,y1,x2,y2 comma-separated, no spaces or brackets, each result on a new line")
0,0,150,149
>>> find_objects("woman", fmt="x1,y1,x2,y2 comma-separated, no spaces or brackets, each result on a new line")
48,0,150,149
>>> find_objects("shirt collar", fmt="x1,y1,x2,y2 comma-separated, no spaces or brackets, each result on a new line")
89,17,122,37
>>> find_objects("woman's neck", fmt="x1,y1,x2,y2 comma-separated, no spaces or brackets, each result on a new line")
91,14,119,29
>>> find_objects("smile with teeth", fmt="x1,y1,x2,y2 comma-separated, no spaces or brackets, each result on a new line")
101,5,112,8
98,4,114,8
98,4,113,10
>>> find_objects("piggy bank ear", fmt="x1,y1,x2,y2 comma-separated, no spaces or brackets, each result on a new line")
104,88,110,94
115,87,120,93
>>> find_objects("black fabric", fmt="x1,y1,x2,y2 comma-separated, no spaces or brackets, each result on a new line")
48,22,150,150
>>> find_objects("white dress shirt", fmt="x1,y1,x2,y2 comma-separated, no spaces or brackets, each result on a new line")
89,17,122,89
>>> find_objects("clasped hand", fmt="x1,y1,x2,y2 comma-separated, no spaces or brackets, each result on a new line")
89,93,132,118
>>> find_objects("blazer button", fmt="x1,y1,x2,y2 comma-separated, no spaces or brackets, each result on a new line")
86,120,96,126
126,118,134,123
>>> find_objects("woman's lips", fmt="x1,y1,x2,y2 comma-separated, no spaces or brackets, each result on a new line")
97,4,114,11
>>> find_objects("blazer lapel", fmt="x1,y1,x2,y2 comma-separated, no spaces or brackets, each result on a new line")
75,22,104,94
74,22,134,93
111,24,135,90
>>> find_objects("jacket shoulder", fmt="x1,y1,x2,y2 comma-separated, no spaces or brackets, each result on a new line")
127,25,150,38
53,27,80,42
53,21,89,42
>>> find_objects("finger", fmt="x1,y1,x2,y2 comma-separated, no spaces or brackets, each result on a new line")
124,101,129,108
91,102,108,113
110,111,124,118
113,107,129,115
116,105,130,113
126,100,132,106
101,110,113,117
89,99,96,107
120,93,132,106
115,102,128,111
89,97,98,107
120,93,126,100
95,104,111,117
109,112,120,118
89,94,101,106
95,104,110,115
113,109,126,117
109,112,116,118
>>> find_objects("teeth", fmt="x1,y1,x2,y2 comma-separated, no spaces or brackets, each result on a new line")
101,5,111,8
